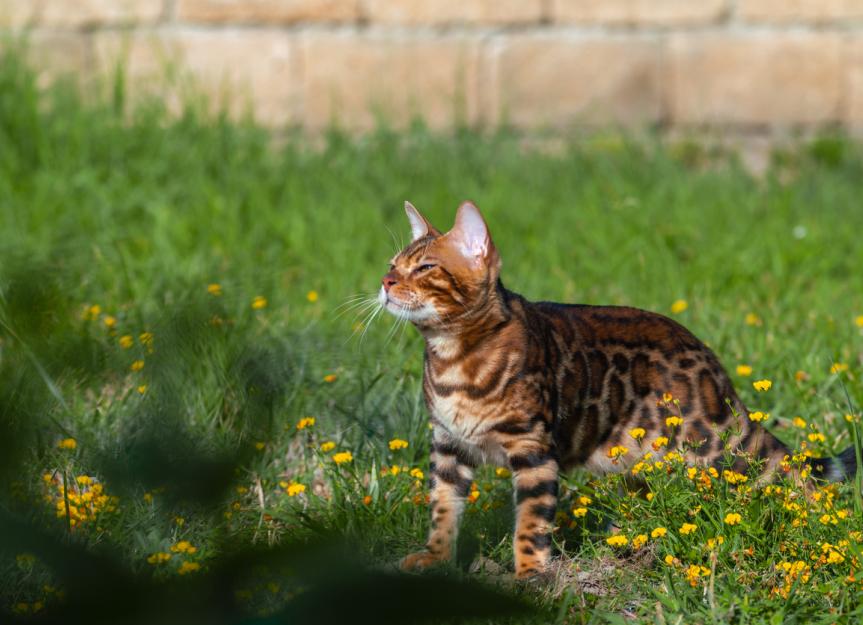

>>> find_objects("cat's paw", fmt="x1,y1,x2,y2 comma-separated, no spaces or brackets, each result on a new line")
514,564,552,582
400,551,446,572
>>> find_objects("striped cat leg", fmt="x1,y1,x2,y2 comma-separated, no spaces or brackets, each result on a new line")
508,446,559,579
401,438,474,572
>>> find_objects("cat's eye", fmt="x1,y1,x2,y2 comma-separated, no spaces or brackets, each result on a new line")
415,264,436,273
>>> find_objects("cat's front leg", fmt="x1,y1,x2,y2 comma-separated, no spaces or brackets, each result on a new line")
401,436,475,572
508,444,559,579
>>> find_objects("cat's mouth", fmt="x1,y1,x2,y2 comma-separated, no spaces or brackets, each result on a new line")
378,287,437,322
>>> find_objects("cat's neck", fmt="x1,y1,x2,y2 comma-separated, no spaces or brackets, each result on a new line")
421,280,514,360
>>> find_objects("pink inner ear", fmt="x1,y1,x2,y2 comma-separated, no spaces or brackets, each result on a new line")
452,203,489,261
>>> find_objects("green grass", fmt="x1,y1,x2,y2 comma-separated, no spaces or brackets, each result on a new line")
1,47,863,624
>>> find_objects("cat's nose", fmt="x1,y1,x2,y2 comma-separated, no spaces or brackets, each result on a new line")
382,274,398,292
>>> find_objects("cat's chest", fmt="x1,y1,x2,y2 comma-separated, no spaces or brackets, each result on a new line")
423,357,505,447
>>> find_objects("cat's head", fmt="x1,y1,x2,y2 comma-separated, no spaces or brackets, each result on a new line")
379,201,501,329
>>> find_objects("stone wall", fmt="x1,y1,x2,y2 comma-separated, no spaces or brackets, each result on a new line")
3,0,863,131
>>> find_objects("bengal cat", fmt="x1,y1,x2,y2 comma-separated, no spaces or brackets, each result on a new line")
380,201,856,580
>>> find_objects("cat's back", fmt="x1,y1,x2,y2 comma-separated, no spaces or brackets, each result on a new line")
526,300,709,360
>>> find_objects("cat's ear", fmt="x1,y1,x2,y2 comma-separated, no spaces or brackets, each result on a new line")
449,201,495,266
405,201,440,241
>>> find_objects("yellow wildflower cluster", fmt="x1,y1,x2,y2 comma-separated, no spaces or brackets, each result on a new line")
170,540,197,555
685,564,711,587
606,445,629,462
296,417,316,430
753,379,772,392
628,427,646,441
724,512,742,525
45,473,118,529
773,560,812,598
679,523,697,535
388,438,409,451
285,482,306,497
147,552,172,565
332,451,353,465
251,296,267,310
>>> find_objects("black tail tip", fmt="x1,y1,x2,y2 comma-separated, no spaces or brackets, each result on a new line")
838,445,858,480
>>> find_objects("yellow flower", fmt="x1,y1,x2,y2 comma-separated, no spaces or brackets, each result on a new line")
685,564,710,587
606,445,629,461
855,315,863,328
722,470,748,485
845,414,858,423
130,360,144,372
794,370,809,382
646,492,654,501
85,304,101,320
254,442,265,451
632,534,648,550
651,527,667,539
143,492,153,503
687,467,698,480
388,438,409,451
662,392,674,403
320,441,336,452
628,427,646,441
706,536,725,549
572,507,588,518
296,417,316,430
119,335,134,349
57,438,77,450
139,332,154,346
753,379,772,392
724,512,742,525
808,432,826,443
736,364,753,377
744,312,761,326
252,295,267,310
306,290,319,303
670,300,688,314
207,283,222,296
146,552,171,565
323,374,337,383
137,385,148,394
332,451,353,465
103,315,117,328
651,436,669,451
495,467,511,478
178,561,201,575
170,541,197,554
664,554,678,566
606,535,628,547
792,416,807,429
679,523,697,535
409,468,424,480
748,411,769,422
665,416,683,428
286,482,306,497
578,495,592,506
830,362,848,374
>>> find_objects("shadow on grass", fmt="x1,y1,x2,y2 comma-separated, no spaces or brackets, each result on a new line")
0,264,535,625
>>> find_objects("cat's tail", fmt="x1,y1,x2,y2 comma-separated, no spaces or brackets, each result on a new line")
811,445,860,482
